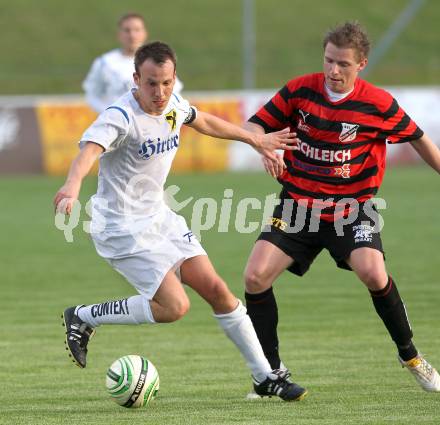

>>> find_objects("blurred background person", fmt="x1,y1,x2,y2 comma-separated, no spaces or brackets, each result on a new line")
82,12,183,113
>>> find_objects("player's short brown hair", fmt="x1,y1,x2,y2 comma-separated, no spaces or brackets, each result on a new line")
118,12,146,27
134,41,177,73
323,21,370,61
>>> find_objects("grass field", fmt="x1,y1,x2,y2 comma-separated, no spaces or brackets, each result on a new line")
1,168,439,425
1,0,439,93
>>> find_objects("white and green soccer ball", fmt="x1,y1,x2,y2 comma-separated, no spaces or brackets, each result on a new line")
106,355,160,408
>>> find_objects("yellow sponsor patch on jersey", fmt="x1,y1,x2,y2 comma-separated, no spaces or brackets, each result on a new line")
165,109,177,131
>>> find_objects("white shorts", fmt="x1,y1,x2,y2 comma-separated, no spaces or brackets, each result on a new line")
91,207,207,299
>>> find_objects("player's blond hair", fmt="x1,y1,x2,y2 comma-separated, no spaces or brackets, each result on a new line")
323,21,371,61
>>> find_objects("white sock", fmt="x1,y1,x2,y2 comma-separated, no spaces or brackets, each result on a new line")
77,295,156,327
214,299,272,382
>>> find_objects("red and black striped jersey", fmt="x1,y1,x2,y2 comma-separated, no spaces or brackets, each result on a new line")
249,73,423,221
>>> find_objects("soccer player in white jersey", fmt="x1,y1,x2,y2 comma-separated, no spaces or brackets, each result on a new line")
54,42,307,401
82,13,183,113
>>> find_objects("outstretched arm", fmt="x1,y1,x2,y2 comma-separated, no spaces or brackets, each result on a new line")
187,111,299,161
410,134,440,174
53,142,104,214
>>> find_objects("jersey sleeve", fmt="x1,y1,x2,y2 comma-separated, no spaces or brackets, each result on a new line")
183,105,197,124
173,94,197,124
379,96,424,144
82,57,108,113
79,106,130,151
248,84,293,133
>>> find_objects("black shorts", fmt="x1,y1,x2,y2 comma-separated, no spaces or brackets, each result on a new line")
257,191,384,276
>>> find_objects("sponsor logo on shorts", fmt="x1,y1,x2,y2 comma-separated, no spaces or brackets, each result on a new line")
353,224,373,243
269,217,287,231
183,231,194,242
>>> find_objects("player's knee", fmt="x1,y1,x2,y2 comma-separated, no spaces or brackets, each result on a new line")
357,266,387,290
177,296,190,318
167,297,190,322
205,276,230,302
244,267,271,293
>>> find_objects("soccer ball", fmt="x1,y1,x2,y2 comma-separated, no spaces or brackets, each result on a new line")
106,355,160,408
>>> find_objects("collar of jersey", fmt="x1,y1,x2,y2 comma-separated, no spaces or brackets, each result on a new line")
117,48,135,59
321,74,358,105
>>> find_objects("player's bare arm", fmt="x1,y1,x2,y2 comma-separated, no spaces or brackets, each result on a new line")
53,142,104,214
243,121,287,178
187,110,299,161
410,134,440,174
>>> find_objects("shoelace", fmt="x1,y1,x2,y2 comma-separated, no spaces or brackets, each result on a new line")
271,368,291,380
415,359,433,377
269,369,293,394
280,370,292,380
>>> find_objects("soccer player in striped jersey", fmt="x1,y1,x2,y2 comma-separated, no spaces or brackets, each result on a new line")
243,21,440,395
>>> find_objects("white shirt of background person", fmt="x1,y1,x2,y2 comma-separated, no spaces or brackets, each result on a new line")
82,13,183,113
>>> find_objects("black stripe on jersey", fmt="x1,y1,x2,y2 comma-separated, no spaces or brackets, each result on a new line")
382,98,399,120
284,158,379,185
248,115,278,133
375,130,388,142
348,151,371,164
292,150,370,166
296,131,374,151
288,86,385,117
288,113,377,134
377,123,423,143
385,127,424,144
264,100,287,125
390,113,411,133
279,85,291,103
279,189,370,215
279,178,379,201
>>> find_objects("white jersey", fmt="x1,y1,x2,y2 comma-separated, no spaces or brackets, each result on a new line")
82,48,184,113
80,89,196,234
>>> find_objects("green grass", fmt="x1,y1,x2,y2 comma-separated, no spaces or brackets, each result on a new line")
1,168,439,424
0,0,439,94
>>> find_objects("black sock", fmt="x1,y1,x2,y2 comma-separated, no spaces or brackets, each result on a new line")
245,287,281,369
369,276,418,361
